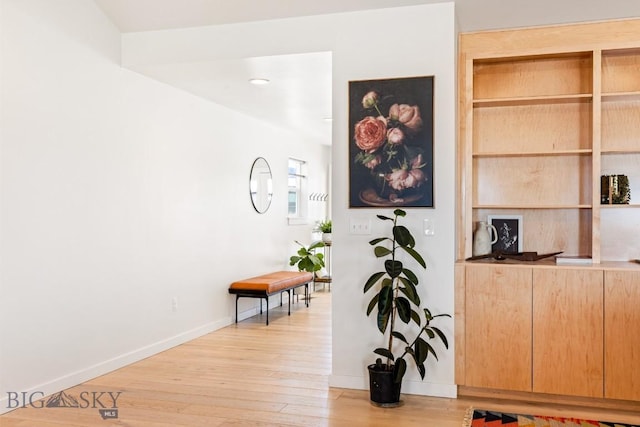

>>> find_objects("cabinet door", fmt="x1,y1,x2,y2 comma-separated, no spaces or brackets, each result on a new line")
465,265,532,391
604,270,640,401
533,269,603,397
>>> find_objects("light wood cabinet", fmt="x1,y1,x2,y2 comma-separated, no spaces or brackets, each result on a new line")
459,264,640,402
604,270,640,401
456,18,640,406
464,265,532,391
532,268,603,397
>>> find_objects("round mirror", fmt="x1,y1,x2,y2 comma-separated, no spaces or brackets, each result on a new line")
249,157,273,214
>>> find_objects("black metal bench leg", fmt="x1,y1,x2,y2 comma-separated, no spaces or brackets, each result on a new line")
305,283,309,307
287,290,291,315
235,295,239,323
266,297,269,325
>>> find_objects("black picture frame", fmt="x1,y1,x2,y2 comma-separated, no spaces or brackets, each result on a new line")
488,214,523,254
348,76,434,208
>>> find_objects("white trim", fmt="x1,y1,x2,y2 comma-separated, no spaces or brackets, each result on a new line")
287,217,309,225
328,374,457,399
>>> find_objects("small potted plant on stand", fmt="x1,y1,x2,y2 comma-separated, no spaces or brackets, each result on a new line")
364,209,450,407
319,220,332,243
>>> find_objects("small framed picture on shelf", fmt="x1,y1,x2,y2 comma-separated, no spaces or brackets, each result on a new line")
488,214,523,254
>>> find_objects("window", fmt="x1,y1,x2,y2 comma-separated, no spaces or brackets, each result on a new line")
288,158,307,223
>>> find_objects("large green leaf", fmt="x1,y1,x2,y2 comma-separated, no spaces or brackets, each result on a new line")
410,309,421,326
374,246,392,258
396,297,411,323
366,294,379,316
369,237,387,246
402,246,426,268
364,271,385,293
402,268,419,285
393,358,407,383
308,241,326,251
430,326,450,349
391,331,408,344
289,256,301,265
393,209,406,217
417,363,426,380
414,337,429,364
399,281,420,306
374,347,394,361
378,284,393,315
393,225,414,248
377,311,390,333
426,342,439,361
385,260,403,278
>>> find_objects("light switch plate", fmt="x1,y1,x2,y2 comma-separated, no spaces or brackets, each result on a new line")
349,218,371,235
423,218,435,236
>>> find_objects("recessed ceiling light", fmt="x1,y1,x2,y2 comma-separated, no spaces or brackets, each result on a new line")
249,78,270,85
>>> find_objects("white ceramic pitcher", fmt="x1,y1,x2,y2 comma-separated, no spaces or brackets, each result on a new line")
473,221,498,256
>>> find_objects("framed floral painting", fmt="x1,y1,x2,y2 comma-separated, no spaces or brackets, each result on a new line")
349,76,434,208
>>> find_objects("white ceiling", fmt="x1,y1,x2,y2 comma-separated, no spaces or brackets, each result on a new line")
94,0,640,145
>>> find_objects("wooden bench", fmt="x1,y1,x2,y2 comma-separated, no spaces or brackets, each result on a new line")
228,271,314,325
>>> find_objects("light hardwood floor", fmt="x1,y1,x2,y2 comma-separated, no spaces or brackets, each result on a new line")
2,290,639,426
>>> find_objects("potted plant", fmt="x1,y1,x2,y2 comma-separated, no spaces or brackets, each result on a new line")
318,219,332,243
289,240,325,273
364,209,450,407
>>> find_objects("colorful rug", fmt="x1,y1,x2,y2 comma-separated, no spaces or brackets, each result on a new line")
464,408,640,427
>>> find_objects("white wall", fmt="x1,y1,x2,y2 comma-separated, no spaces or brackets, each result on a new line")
0,0,329,411
329,4,457,397
0,0,456,411
122,2,458,398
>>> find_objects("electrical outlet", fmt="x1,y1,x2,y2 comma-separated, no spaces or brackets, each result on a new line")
171,297,178,313
349,218,371,235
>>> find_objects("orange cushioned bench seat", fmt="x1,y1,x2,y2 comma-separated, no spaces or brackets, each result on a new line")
229,271,313,325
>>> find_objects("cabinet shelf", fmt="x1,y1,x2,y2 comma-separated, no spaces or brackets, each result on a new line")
602,91,640,102
602,149,640,154
473,149,591,158
600,203,640,208
473,204,592,209
473,93,592,108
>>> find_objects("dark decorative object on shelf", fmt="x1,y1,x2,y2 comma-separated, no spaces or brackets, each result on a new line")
601,174,630,204
466,250,562,262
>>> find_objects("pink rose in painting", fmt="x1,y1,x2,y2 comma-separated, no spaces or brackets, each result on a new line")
354,116,387,152
387,169,411,191
387,169,425,191
386,127,405,145
362,91,379,108
389,104,423,134
411,154,425,169
407,168,425,186
364,155,382,169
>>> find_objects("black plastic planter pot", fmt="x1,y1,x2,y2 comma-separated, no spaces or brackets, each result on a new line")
367,364,403,407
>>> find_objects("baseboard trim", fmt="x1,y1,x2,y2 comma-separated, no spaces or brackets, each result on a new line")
458,385,640,412
0,318,231,415
329,374,457,399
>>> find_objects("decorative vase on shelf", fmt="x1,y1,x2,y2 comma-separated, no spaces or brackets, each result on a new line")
322,233,332,243
473,221,497,256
